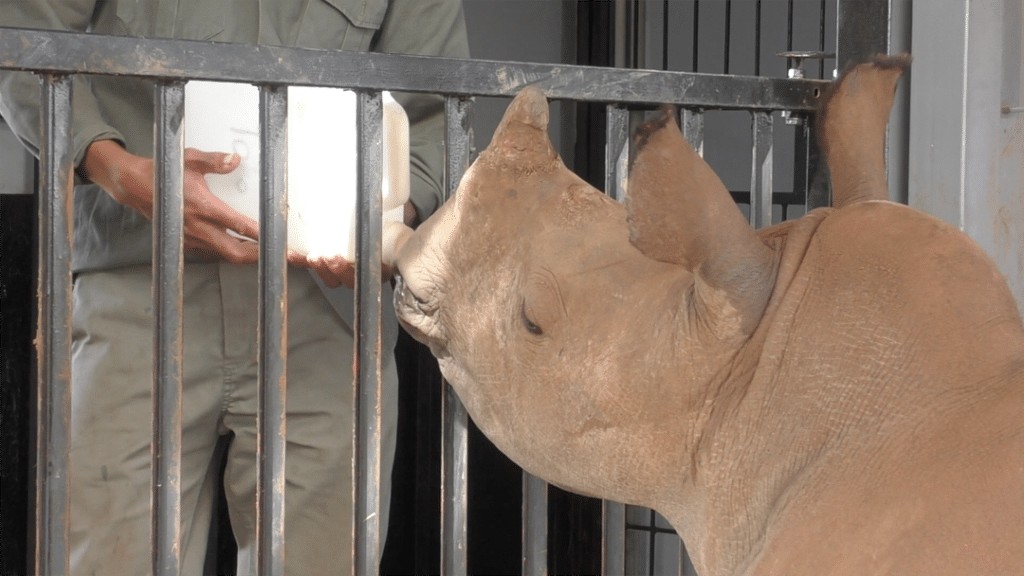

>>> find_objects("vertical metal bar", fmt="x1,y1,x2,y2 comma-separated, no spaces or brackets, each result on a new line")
754,0,763,76
522,473,548,576
662,0,670,70
836,0,890,73
353,90,384,576
605,105,629,203
682,108,705,156
750,111,774,229
441,95,472,576
151,80,186,576
602,103,628,576
692,0,700,72
256,84,288,576
34,72,73,576
724,0,732,74
681,105,705,576
819,0,828,78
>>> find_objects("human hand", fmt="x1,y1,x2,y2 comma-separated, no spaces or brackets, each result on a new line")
304,214,415,289
81,140,305,264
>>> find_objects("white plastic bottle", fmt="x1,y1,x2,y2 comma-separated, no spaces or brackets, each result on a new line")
183,81,411,263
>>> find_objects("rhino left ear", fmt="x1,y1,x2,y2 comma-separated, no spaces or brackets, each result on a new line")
627,108,776,336
482,86,559,171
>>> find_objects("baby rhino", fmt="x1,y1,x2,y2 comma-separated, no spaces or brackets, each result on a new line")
393,55,1024,576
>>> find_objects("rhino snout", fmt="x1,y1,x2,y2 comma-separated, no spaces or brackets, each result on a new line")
394,274,445,350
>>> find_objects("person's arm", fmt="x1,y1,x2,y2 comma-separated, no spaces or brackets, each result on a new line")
0,1,124,166
79,140,266,262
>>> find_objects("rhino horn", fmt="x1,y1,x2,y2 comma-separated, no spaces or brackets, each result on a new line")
627,107,776,337
819,53,911,208
482,85,560,170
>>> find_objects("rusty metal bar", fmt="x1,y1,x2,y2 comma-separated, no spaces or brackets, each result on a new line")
151,80,186,576
682,108,705,154
522,473,548,576
441,95,472,576
256,84,288,576
440,95,471,575
601,103,628,576
34,72,73,576
0,28,828,112
750,110,774,228
354,90,385,576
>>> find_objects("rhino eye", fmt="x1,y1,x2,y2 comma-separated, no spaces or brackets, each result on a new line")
521,302,543,336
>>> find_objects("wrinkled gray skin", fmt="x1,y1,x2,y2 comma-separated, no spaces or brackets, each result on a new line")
393,58,1024,576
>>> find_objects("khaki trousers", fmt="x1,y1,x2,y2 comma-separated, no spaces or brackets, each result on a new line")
69,263,396,575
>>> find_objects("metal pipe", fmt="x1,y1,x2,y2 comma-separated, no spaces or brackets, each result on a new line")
34,72,73,576
522,473,548,576
441,96,472,576
256,84,289,576
354,90,385,576
750,110,774,229
151,80,186,576
0,28,827,112
601,103,629,576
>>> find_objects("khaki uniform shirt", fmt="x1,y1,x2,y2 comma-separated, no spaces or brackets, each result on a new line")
0,0,469,271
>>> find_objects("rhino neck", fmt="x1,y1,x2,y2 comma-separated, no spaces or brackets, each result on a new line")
656,211,833,576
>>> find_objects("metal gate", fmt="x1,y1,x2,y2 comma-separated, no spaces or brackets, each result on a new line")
0,1,892,573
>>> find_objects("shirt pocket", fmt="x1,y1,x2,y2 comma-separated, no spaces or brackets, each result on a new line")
297,0,388,51
113,0,224,40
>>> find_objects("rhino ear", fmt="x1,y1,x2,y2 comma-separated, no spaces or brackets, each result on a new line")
627,107,776,336
483,86,559,170
818,53,910,208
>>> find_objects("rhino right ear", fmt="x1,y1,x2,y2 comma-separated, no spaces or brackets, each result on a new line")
627,108,776,337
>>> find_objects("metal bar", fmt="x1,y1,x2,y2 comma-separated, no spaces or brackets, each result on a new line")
601,103,628,576
151,80,186,576
34,72,73,576
605,105,629,202
441,96,472,576
0,28,828,112
692,0,700,72
835,0,890,73
755,0,763,76
522,473,548,576
353,90,385,576
724,0,732,75
682,108,705,155
750,110,774,228
256,85,288,576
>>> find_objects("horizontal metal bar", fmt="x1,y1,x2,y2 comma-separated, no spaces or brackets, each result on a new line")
0,27,828,111
151,80,186,576
256,84,288,576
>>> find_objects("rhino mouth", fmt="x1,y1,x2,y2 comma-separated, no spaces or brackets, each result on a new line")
394,274,448,356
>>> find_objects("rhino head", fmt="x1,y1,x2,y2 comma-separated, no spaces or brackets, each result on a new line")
393,86,778,518
394,56,1024,576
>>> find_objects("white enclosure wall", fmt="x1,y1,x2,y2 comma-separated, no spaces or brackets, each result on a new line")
909,0,1024,310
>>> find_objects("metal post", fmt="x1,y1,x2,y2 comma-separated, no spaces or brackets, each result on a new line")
682,108,705,154
749,110,774,228
601,103,628,576
34,72,73,576
354,90,385,576
256,84,288,576
441,95,472,576
151,80,186,576
522,473,548,576
836,0,890,73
